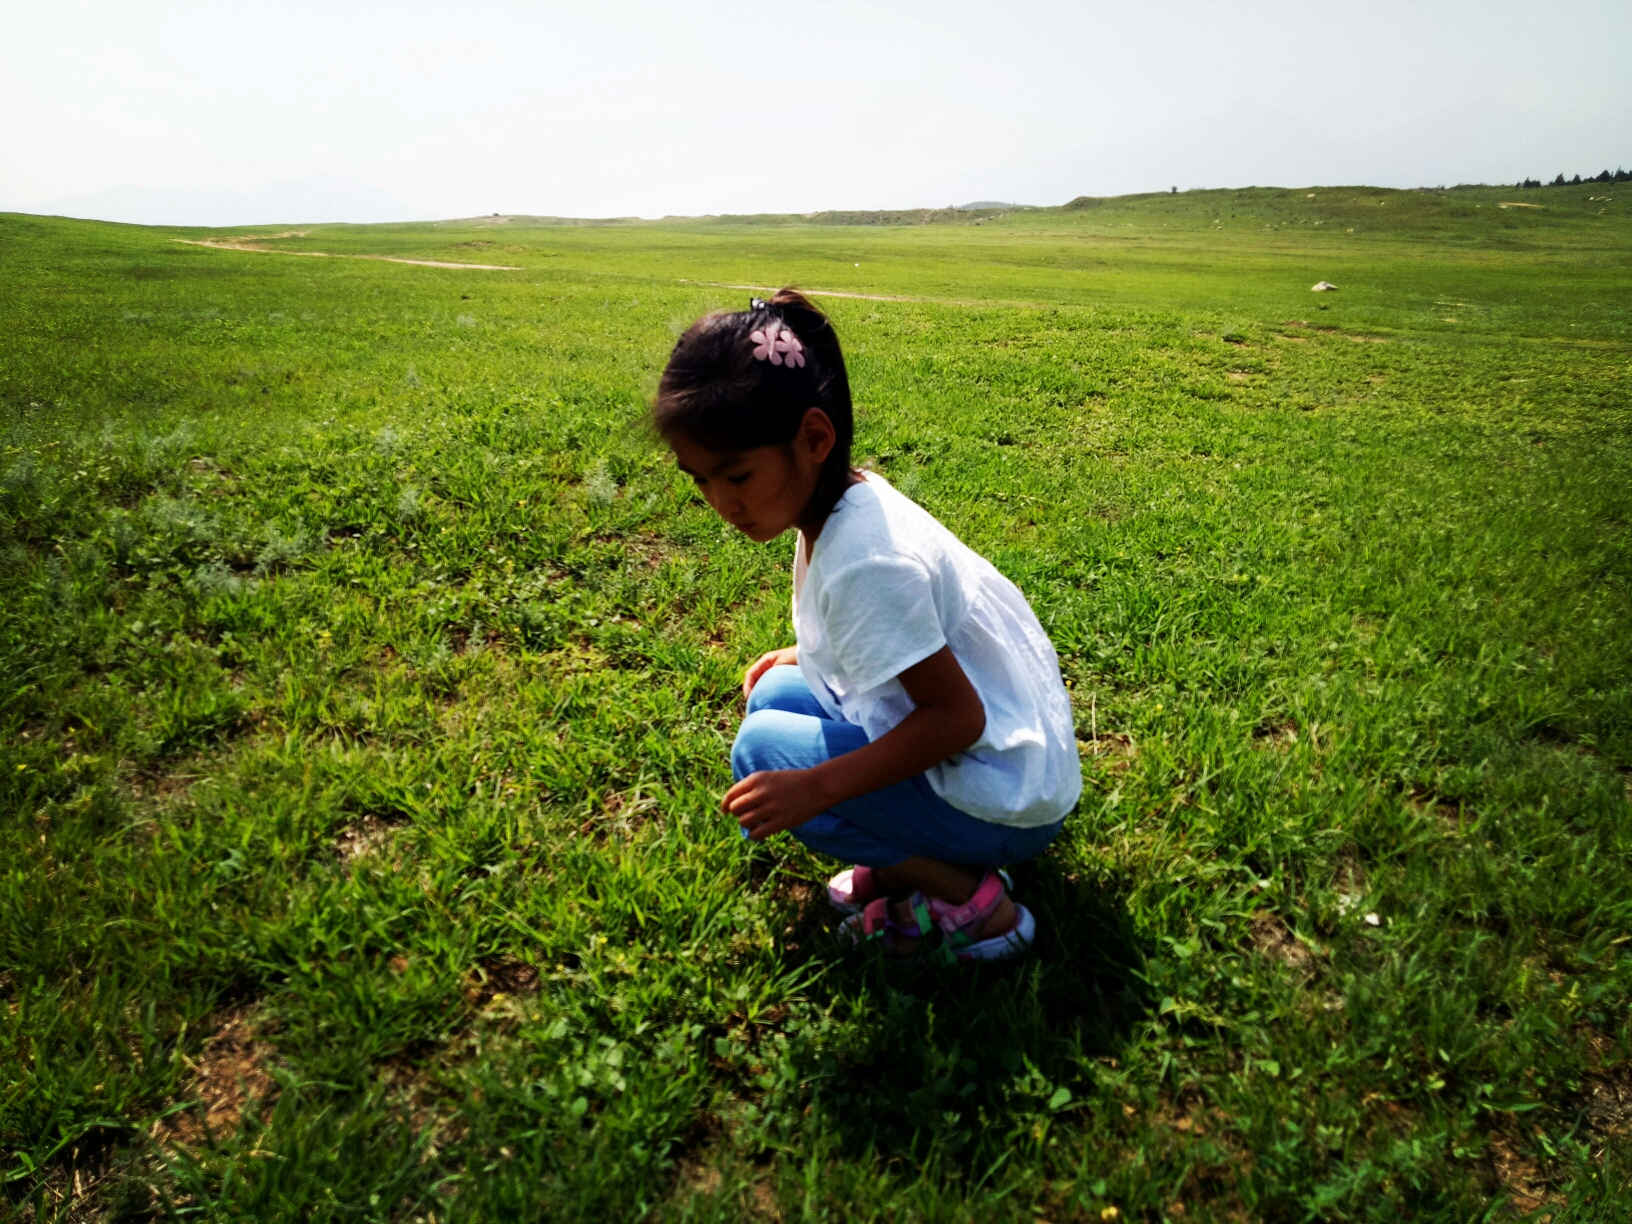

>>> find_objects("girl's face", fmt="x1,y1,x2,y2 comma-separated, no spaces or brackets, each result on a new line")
668,408,836,543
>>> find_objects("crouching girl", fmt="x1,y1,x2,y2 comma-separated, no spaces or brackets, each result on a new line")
653,290,1081,961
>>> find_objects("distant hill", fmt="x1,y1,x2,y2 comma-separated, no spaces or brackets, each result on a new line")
956,201,1022,211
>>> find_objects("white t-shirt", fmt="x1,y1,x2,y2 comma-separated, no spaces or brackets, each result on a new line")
792,472,1081,829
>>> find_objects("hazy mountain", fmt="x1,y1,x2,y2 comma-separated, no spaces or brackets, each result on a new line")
44,176,432,227
912,95,1632,206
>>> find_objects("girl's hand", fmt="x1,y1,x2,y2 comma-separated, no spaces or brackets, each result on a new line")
743,646,799,700
723,768,827,841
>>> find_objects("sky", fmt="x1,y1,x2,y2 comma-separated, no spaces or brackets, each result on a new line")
4,0,1629,225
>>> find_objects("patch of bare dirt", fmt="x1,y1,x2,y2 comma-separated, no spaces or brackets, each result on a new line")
1487,1133,1557,1215
1252,719,1299,749
765,877,835,958
157,1008,279,1147
1081,732,1137,773
749,1180,783,1220
336,814,405,865
1582,1061,1632,1142
771,878,820,910
624,531,673,570
681,1162,723,1197
1249,911,1318,973
374,1060,465,1164
1147,1095,1255,1217
135,770,200,802
1406,791,1474,838
464,957,542,1009
666,1157,783,1221
577,789,660,843
10,1143,132,1223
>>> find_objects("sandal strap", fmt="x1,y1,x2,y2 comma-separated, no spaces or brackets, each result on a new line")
859,897,893,939
928,870,1006,936
858,894,932,941
907,894,933,941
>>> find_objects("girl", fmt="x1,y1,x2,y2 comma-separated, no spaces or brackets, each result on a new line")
654,289,1081,962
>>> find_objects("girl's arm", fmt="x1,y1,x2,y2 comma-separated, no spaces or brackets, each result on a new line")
724,645,984,841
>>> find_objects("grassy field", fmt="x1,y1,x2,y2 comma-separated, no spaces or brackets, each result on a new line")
2,181,1630,1222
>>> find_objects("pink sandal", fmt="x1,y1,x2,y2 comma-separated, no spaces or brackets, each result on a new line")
840,893,934,953
926,870,1035,964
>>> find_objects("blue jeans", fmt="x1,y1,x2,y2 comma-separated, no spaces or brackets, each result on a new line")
729,666,1065,869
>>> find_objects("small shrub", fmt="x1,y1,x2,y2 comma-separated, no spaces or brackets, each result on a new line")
188,561,244,599
255,523,310,574
585,459,618,505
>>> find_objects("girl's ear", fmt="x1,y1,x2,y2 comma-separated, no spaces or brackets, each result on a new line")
798,407,837,466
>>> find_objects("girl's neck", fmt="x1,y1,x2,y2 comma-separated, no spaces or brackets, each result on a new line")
797,469,866,545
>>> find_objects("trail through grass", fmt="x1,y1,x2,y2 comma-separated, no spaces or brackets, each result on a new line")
2,184,1630,1221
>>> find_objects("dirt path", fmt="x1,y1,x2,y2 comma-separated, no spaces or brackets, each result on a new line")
172,238,520,271
682,279,913,303
679,279,1079,311
173,245,989,301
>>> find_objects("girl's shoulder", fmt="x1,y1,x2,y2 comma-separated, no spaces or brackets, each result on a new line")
814,473,957,574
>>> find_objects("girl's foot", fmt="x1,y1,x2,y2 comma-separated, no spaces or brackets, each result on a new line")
927,870,1034,963
839,871,1030,960
841,893,933,955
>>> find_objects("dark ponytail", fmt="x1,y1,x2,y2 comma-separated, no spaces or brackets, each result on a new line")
653,288,855,520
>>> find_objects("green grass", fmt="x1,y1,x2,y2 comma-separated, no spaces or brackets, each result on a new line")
1,182,1629,1222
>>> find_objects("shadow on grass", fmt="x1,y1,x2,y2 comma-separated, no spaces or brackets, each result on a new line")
775,853,1148,1165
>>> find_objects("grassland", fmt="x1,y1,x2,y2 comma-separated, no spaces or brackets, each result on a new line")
1,181,1629,1222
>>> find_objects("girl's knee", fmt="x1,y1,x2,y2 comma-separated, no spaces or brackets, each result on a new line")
730,710,780,780
745,665,811,716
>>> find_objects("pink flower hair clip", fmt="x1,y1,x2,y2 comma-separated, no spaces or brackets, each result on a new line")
748,323,805,368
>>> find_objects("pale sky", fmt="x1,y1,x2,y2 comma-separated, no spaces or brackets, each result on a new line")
5,0,1629,225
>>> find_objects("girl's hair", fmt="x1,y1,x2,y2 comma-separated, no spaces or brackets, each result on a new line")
654,288,854,519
